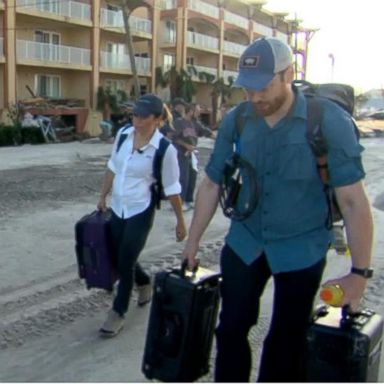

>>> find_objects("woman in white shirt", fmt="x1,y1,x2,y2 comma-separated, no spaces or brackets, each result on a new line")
97,94,187,337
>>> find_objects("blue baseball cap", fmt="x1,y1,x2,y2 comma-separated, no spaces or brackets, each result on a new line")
133,94,163,117
234,37,293,91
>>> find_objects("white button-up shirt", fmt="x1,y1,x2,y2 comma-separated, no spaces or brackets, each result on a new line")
107,126,181,219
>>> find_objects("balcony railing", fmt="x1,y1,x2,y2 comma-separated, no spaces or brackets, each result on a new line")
223,69,238,83
188,65,217,81
17,40,91,66
187,31,219,51
223,40,247,56
253,23,273,37
275,31,288,43
187,0,219,19
100,8,152,34
224,10,248,29
16,0,91,21
159,0,177,9
100,52,151,75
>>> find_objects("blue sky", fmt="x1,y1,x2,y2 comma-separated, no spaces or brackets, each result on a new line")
263,0,384,93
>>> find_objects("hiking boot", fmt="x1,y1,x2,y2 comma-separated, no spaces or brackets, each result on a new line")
99,309,124,337
137,281,152,307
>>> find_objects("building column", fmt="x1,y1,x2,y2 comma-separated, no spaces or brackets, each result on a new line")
150,5,160,92
4,0,16,108
90,0,101,109
175,0,187,69
218,8,225,79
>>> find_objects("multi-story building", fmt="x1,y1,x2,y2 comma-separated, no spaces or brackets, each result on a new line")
0,0,311,135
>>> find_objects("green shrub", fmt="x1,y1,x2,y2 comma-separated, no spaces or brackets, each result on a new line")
0,125,21,146
20,126,45,144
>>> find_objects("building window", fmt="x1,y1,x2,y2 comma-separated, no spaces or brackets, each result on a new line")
165,20,176,43
105,79,125,94
163,53,175,71
35,75,60,98
186,57,194,66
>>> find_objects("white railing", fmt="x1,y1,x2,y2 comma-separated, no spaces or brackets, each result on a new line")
187,0,219,18
159,0,177,9
275,31,288,44
223,69,238,83
16,0,91,21
224,10,248,29
100,52,151,74
188,65,217,81
17,40,91,66
100,8,152,34
187,31,219,51
253,22,273,37
223,40,247,56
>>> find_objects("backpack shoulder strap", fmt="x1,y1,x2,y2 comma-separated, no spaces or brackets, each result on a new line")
152,137,171,209
115,125,132,153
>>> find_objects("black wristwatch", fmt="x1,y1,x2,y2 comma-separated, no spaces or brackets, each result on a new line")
351,267,373,278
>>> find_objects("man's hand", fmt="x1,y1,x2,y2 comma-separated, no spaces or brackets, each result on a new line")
182,240,200,271
322,273,367,312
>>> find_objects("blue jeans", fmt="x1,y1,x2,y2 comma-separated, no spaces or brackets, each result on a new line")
215,245,326,382
177,151,197,203
110,205,155,316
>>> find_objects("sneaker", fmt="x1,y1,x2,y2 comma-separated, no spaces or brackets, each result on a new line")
137,281,152,307
182,203,191,212
99,309,125,337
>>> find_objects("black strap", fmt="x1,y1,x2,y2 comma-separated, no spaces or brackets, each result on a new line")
152,137,170,209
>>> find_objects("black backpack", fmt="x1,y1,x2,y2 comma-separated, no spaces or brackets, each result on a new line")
116,126,171,209
223,80,359,227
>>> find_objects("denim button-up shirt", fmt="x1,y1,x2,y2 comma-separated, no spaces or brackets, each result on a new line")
206,89,365,273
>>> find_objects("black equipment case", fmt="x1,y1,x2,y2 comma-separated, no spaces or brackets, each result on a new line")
306,305,383,382
142,264,221,382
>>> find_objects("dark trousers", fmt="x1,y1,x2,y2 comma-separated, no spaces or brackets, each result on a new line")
215,245,326,382
177,151,197,203
110,205,155,316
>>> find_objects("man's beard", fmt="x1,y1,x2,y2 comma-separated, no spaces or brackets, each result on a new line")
253,90,288,117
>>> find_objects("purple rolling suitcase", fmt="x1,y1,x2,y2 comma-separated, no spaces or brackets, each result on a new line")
75,209,118,292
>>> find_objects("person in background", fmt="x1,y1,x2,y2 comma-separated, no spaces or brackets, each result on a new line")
97,94,187,338
181,37,373,381
173,103,215,211
158,103,175,140
171,97,187,121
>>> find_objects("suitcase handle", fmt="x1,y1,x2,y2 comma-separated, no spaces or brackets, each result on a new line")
180,259,199,278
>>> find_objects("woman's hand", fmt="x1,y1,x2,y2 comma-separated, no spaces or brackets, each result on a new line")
97,196,108,212
175,220,187,242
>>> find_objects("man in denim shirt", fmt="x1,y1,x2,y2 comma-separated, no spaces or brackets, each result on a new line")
182,37,374,382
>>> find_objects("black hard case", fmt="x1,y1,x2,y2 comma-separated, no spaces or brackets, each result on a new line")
142,265,221,382
306,305,383,382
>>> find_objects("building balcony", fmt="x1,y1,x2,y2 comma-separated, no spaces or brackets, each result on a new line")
223,40,247,56
223,69,238,84
187,31,219,52
16,40,91,68
275,31,288,43
253,22,273,37
159,0,177,10
187,0,219,19
16,0,91,22
100,8,152,36
188,64,217,81
100,52,151,75
224,10,248,29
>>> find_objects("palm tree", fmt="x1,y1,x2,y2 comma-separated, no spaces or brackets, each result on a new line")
156,66,196,101
120,0,146,100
